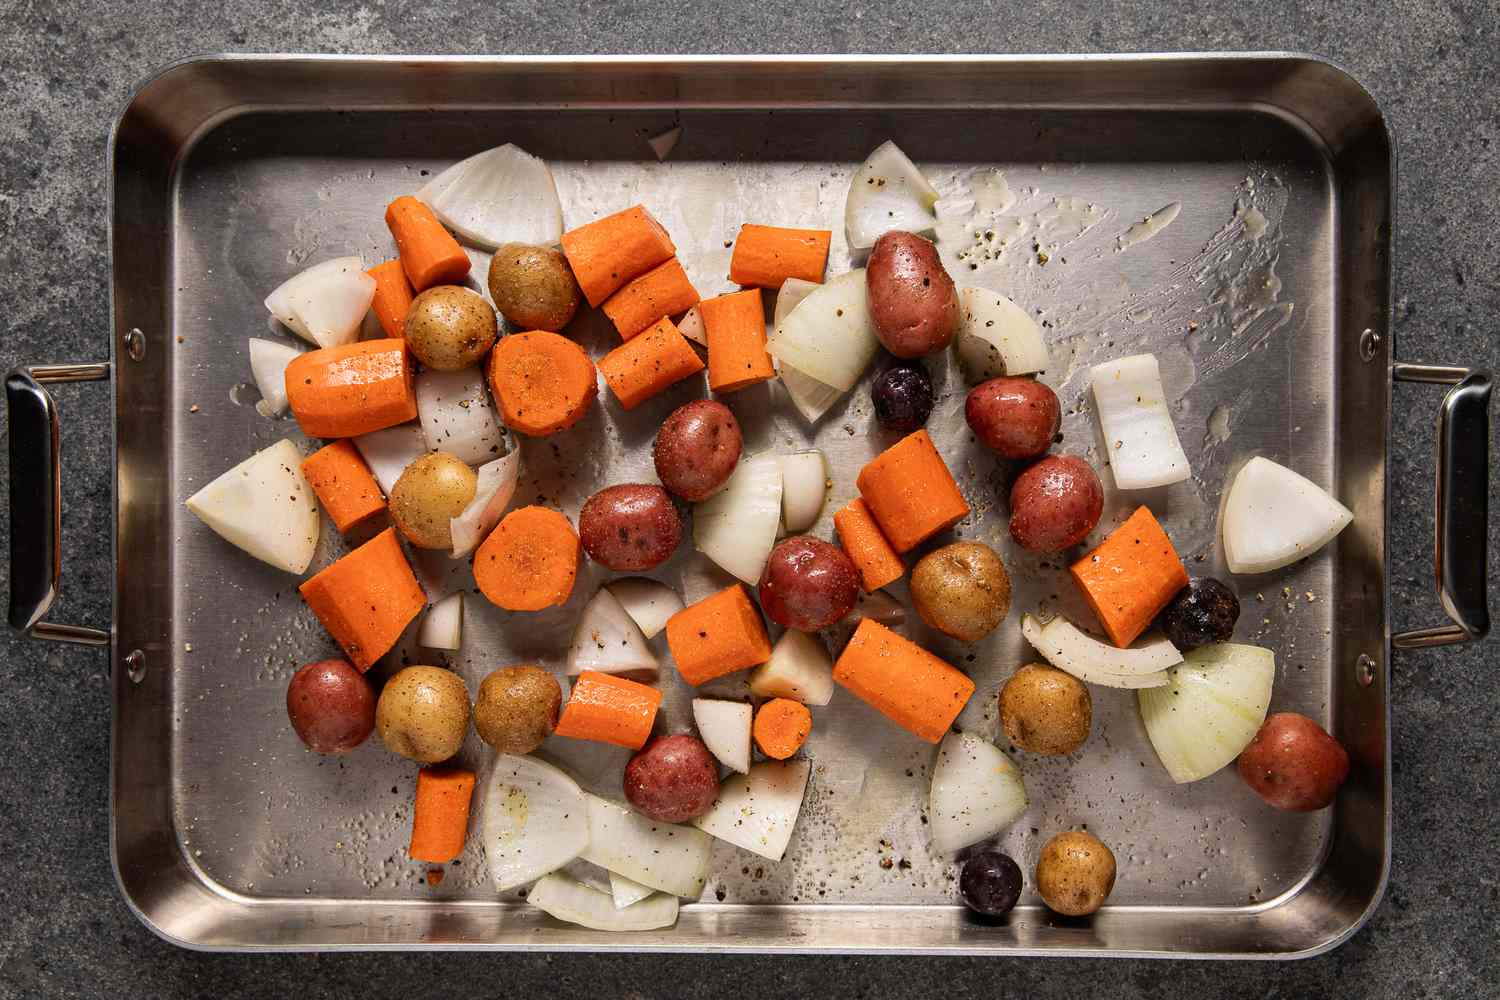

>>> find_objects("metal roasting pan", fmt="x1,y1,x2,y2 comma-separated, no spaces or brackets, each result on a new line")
5,54,1492,958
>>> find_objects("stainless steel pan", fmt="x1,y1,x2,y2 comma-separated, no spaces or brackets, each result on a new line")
5,54,1490,957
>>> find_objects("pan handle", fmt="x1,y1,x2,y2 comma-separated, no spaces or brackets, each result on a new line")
1391,363,1491,649
6,363,112,646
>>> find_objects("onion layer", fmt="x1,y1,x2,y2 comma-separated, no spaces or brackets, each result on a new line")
263,256,374,349
691,698,753,774
1138,642,1275,783
415,367,506,467
766,269,877,393
954,286,1049,382
449,449,520,558
581,795,712,899
566,589,659,679
693,759,811,862
605,577,683,639
416,144,563,250
247,338,301,417
1221,456,1353,574
779,451,828,533
528,873,678,932
353,423,430,496
928,731,1028,853
1090,353,1190,489
694,454,783,584
418,592,463,650
844,140,940,250
481,754,590,892
1020,613,1178,688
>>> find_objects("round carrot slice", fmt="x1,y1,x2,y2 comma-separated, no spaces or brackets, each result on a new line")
752,698,812,760
487,331,598,436
473,506,580,611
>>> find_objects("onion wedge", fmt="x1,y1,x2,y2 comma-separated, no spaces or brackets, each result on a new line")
693,760,811,862
528,873,678,931
247,338,301,417
1138,643,1276,783
353,423,429,496
481,754,590,892
604,577,683,639
608,872,656,909
691,698,753,774
263,256,375,349
418,592,462,650
416,143,564,250
766,269,877,393
928,731,1028,853
414,367,507,467
449,449,520,558
581,795,712,899
749,629,834,706
184,439,320,575
844,140,940,250
780,366,846,425
1221,456,1354,574
1020,613,1178,688
694,454,782,584
954,286,1049,382
1090,353,1190,489
566,589,659,680
779,450,828,533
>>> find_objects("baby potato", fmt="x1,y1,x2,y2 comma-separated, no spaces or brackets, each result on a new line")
389,451,477,550
376,665,471,764
487,243,582,332
405,285,498,370
909,541,1011,642
473,665,562,754
865,231,960,358
1036,830,1116,916
999,663,1092,755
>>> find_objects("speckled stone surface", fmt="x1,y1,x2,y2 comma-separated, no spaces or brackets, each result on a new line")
1,2,1496,997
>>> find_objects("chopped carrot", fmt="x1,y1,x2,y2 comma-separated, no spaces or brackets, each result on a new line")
597,316,704,410
553,670,662,750
301,440,385,534
855,429,970,553
833,497,905,592
560,205,676,307
832,618,975,743
367,259,416,338
701,288,775,393
384,195,471,291
753,698,812,760
284,339,417,439
602,257,701,341
1070,506,1189,648
728,224,832,288
472,506,580,611
665,584,773,685
409,767,476,864
487,331,598,436
298,527,425,672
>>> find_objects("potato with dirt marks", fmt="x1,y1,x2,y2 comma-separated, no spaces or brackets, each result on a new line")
1237,712,1350,812
999,663,1092,755
623,733,721,822
758,535,860,632
473,665,562,755
1008,454,1103,553
389,451,477,550
376,665,471,764
1036,830,1116,916
653,399,743,502
910,541,1011,642
865,231,960,358
578,483,682,571
405,285,498,370
286,658,376,754
965,377,1061,460
487,243,582,332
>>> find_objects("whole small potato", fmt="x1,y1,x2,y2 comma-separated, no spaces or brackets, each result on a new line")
286,658,376,754
1237,712,1350,812
487,243,582,332
999,663,1092,755
966,377,1061,460
910,541,1011,642
866,231,960,358
376,665,471,764
623,734,721,822
758,535,860,632
389,451,477,550
473,665,561,754
1009,454,1104,553
1036,830,1116,916
578,484,682,571
405,285,498,371
653,399,743,502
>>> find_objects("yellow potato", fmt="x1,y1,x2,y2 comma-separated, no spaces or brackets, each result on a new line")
405,285,497,370
909,541,1011,642
487,243,581,332
375,665,470,764
473,665,562,754
998,663,1092,755
389,451,476,550
1036,831,1116,916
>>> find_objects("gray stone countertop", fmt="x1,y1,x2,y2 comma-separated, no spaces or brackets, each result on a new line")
1,2,1496,997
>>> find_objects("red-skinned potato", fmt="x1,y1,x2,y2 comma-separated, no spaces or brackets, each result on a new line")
1009,455,1103,553
759,535,860,632
654,399,743,502
624,734,721,822
966,377,1061,460
286,659,376,754
1238,712,1350,811
578,483,682,571
866,231,960,358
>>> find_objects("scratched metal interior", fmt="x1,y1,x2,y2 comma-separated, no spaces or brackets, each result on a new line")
164,104,1341,928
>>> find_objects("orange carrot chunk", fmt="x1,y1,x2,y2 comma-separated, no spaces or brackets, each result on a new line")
487,331,598,436
301,439,386,534
832,618,975,744
728,224,832,288
855,429,970,553
553,671,663,750
602,257,701,341
597,317,705,411
473,506,580,611
384,196,471,292
409,767,477,864
702,288,775,393
298,527,425,672
367,259,416,338
561,205,676,307
664,584,773,686
1070,506,1190,648
834,497,905,592
285,339,417,439
753,698,812,760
